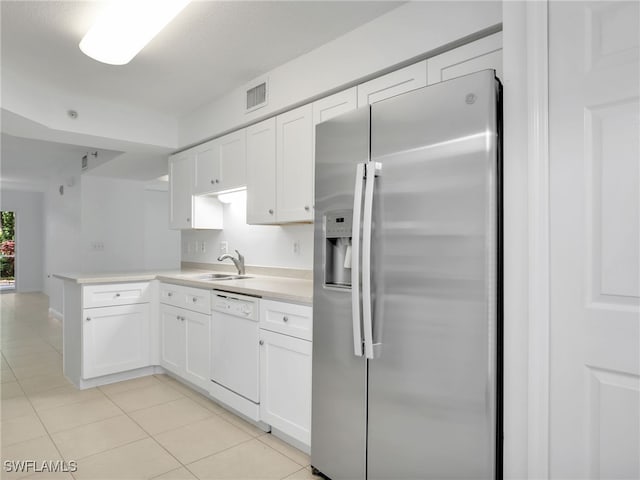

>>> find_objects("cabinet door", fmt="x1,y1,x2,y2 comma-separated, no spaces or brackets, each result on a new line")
427,32,502,85
184,309,211,389
357,60,427,106
194,140,221,195
218,129,247,192
276,104,314,223
313,87,357,126
160,304,186,375
83,304,150,379
168,153,194,230
259,329,312,446
246,117,277,224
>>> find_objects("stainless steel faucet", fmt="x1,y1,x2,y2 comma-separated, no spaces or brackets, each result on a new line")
217,249,245,275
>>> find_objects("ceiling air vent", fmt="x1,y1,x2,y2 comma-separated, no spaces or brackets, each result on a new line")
245,78,268,113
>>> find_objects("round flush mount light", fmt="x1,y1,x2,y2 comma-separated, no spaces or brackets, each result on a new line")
67,110,78,119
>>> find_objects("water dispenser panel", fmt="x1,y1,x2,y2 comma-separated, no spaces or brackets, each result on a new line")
324,211,353,289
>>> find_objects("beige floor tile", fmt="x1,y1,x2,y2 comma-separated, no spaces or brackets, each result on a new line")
157,376,205,399
99,375,163,396
5,350,61,369
1,365,17,383
107,382,184,413
73,437,181,480
18,372,71,395
257,434,310,466
12,362,63,381
187,438,301,479
188,392,226,415
1,394,36,420
1,413,48,446
282,467,325,480
130,396,213,435
219,411,268,437
29,384,105,412
154,415,252,465
151,467,198,480
2,381,25,399
38,395,122,433
1,435,63,480
51,414,148,460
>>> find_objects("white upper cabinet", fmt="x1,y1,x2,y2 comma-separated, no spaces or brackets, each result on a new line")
276,104,314,223
427,32,503,85
313,87,358,126
357,60,427,107
169,150,223,230
194,130,247,195
169,152,194,230
246,117,277,224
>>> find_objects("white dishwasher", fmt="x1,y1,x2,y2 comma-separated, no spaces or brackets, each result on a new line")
211,291,260,403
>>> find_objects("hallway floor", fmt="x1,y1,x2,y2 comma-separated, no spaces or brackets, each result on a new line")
1,293,318,480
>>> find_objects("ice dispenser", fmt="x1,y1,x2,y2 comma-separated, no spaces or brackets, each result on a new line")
324,211,353,288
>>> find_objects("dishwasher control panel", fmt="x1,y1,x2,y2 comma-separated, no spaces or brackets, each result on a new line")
212,292,257,321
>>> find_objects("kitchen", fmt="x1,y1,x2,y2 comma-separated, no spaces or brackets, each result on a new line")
1,1,638,480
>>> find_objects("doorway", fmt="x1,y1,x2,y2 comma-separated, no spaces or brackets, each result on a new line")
1,211,16,292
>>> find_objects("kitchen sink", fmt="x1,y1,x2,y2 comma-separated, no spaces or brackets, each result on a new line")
193,273,251,281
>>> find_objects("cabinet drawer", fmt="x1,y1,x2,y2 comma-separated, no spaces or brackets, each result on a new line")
160,283,211,314
259,299,312,341
83,282,150,308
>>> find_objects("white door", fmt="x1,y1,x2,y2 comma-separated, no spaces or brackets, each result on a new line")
168,153,193,229
259,329,312,446
549,2,639,478
82,304,150,379
184,309,211,389
276,104,314,223
246,118,277,224
160,304,186,375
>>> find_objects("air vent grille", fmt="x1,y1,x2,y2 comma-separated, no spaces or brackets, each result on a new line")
246,81,267,112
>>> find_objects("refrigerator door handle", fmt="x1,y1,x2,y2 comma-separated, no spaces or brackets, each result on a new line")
362,161,381,360
351,162,366,357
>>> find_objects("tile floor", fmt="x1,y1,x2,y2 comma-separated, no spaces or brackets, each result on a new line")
1,293,321,480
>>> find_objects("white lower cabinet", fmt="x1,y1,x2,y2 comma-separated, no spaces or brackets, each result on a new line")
160,302,211,390
82,303,151,379
259,328,312,447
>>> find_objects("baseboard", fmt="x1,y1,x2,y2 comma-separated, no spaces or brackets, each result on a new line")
48,307,63,322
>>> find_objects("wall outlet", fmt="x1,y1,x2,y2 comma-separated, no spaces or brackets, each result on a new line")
293,240,300,255
220,241,228,255
200,241,207,253
90,241,104,251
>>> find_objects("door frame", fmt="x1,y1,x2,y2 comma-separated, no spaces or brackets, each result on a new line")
502,1,551,478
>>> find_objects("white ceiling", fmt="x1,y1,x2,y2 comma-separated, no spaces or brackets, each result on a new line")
1,0,403,186
1,0,403,117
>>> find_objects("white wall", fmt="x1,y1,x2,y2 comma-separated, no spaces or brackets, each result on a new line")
80,176,180,273
0,189,44,293
179,1,502,146
181,193,313,270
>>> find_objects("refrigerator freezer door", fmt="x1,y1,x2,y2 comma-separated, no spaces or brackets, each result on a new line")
311,108,370,480
367,70,500,479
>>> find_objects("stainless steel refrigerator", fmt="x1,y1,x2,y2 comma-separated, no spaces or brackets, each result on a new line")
311,70,502,480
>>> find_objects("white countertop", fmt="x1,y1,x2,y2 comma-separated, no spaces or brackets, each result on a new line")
54,269,313,304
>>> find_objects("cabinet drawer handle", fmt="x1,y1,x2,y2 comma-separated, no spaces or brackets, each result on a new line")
304,206,310,211
210,179,215,185
268,209,274,215
282,316,289,323
167,292,172,297
115,293,121,297
181,316,185,322
259,340,264,346
86,317,91,322
215,179,220,184
186,217,191,223
192,297,197,303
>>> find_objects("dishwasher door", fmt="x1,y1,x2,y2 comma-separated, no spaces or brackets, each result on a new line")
211,294,260,403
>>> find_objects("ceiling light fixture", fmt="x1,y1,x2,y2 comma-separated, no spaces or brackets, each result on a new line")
79,0,191,65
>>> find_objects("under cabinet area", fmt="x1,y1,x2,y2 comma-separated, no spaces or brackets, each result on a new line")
259,299,313,448
159,284,212,390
